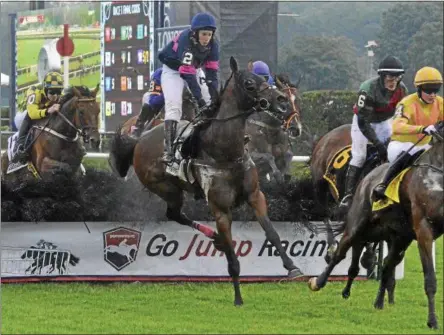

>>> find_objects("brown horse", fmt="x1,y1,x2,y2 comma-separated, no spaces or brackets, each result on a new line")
109,57,304,305
246,73,303,183
310,124,381,265
1,86,100,183
308,126,444,329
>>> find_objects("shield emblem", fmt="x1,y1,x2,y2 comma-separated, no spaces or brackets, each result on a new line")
103,227,142,271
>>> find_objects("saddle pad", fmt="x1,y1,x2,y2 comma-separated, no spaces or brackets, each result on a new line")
323,145,352,200
7,132,19,161
372,167,411,212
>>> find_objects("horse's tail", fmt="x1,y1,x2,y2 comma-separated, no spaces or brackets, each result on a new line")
69,254,80,266
109,126,137,178
316,220,346,239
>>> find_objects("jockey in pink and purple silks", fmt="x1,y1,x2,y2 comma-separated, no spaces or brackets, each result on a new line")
158,12,220,164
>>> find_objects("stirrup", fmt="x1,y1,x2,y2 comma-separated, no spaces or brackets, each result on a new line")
338,194,352,208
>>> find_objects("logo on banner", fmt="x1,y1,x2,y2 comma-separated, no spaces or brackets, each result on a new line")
103,227,142,271
20,239,80,275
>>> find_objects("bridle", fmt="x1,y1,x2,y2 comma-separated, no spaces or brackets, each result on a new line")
31,96,98,144
278,84,301,131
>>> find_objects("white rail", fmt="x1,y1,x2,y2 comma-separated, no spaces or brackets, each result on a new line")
0,150,309,162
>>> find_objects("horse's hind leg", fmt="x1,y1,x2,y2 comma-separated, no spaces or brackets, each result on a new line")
314,179,336,263
247,184,303,278
342,242,365,299
148,181,218,240
209,204,243,306
374,237,412,310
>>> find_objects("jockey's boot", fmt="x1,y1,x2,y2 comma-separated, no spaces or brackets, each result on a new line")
337,165,362,214
373,151,410,200
161,119,178,164
131,104,152,138
11,114,32,164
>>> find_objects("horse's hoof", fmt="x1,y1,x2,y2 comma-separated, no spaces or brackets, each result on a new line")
342,289,350,300
308,277,320,291
373,301,384,310
234,298,244,306
288,267,304,279
427,320,438,329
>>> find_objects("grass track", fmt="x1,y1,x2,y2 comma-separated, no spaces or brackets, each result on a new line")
17,39,100,68
1,238,442,334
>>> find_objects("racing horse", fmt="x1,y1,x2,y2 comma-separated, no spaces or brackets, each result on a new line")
1,86,100,183
246,72,303,183
109,57,304,305
308,125,444,329
121,73,303,185
310,124,382,266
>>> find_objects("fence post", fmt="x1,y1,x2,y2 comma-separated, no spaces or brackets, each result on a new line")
9,13,17,131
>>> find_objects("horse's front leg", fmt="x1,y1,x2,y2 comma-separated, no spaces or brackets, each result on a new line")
413,210,438,329
208,203,243,306
244,168,303,278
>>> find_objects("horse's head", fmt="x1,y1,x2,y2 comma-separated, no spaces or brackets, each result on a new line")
274,73,303,138
230,57,291,126
74,84,101,148
60,85,101,148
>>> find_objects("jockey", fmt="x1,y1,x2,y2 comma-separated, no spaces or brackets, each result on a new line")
373,66,443,198
251,61,275,85
131,67,164,138
338,55,408,211
158,12,220,164
11,71,64,164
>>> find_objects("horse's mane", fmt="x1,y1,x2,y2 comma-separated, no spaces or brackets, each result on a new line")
59,85,95,107
275,73,295,88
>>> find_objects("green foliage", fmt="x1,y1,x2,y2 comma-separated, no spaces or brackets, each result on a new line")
407,20,444,84
374,2,443,91
278,2,392,54
279,36,360,91
291,90,356,155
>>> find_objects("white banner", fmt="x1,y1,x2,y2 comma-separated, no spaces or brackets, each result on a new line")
0,221,404,282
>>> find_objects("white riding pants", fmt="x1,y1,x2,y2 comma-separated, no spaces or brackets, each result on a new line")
350,114,392,167
387,141,431,163
161,64,211,122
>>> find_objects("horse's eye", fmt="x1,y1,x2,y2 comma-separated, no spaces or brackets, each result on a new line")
244,79,256,92
277,95,287,103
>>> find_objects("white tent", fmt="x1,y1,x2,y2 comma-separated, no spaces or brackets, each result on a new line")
1,73,10,86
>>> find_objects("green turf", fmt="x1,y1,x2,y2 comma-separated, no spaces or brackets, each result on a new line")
17,38,100,68
1,238,442,334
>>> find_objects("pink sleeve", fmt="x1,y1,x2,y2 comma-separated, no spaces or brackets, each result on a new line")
179,65,196,75
205,60,219,70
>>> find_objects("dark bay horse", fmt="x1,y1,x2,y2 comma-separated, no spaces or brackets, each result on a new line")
109,57,304,305
310,124,381,265
1,86,100,183
308,127,444,329
246,73,303,183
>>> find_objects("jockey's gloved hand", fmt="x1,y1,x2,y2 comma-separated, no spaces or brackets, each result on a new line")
423,125,437,135
375,142,388,162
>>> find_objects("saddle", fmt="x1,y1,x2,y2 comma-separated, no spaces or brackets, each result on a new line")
6,131,38,176
323,144,380,201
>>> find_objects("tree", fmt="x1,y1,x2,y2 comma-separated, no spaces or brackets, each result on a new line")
407,21,443,86
279,35,360,91
374,2,443,91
